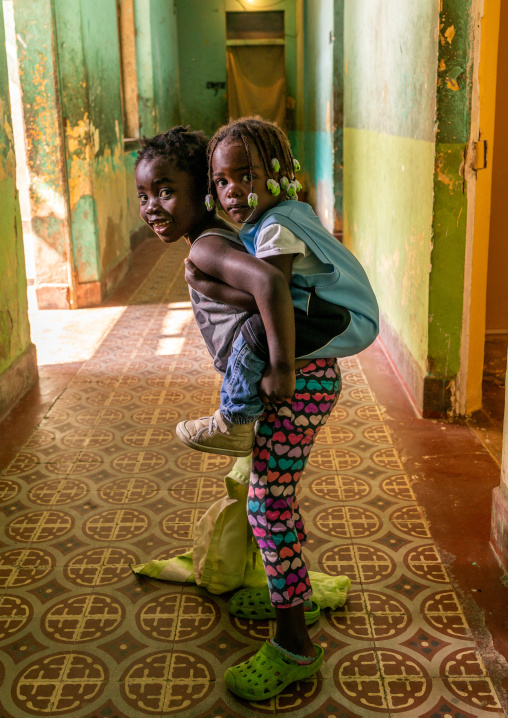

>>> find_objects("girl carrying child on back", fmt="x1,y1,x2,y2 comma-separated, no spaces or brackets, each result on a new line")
135,120,378,701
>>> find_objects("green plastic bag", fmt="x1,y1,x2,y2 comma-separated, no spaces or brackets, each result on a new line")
133,455,266,593
132,454,350,607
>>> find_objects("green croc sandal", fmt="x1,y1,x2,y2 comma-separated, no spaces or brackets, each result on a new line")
228,586,320,625
225,640,323,700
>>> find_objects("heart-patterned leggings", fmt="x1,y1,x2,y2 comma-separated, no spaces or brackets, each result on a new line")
248,358,342,607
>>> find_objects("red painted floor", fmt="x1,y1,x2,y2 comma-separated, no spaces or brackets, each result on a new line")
0,237,507,717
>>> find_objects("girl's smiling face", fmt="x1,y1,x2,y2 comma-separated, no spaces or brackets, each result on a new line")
212,140,283,224
136,157,208,243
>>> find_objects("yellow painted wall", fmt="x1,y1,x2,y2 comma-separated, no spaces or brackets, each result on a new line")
486,0,508,332
466,0,501,411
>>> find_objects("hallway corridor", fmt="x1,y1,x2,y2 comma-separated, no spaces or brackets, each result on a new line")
0,240,506,718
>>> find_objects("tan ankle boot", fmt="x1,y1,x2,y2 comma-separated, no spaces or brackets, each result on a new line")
176,409,255,457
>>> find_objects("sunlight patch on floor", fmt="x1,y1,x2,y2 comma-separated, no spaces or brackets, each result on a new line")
29,305,126,366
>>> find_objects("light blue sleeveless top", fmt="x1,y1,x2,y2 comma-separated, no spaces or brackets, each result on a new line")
239,201,379,358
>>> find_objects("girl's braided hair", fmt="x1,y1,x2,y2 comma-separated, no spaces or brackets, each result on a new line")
136,125,209,196
207,116,297,198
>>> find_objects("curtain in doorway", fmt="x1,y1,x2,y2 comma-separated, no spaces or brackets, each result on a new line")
227,45,286,128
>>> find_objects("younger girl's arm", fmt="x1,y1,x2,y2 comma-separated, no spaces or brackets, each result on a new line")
184,258,258,313
189,236,296,401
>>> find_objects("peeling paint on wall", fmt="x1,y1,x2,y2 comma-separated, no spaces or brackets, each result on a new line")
428,0,474,409
444,24,456,44
13,0,72,292
54,0,130,286
65,115,94,206
0,97,16,180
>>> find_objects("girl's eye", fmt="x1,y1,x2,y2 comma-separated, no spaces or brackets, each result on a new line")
160,188,172,198
215,179,227,187
138,194,147,204
242,174,252,183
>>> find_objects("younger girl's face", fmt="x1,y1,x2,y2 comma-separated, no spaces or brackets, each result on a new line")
136,157,207,243
212,140,283,224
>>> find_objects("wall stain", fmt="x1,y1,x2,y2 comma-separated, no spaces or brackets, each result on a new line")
65,114,94,208
435,151,457,190
444,25,456,44
0,97,16,181
0,311,14,362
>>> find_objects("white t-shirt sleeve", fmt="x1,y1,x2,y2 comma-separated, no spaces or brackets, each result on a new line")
255,224,307,260
255,223,329,276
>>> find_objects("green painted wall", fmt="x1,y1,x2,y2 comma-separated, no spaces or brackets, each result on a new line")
13,0,72,294
55,0,129,283
130,0,180,246
428,0,473,396
0,2,32,375
124,150,145,244
332,0,344,229
344,130,436,372
343,0,440,404
176,0,297,144
13,0,181,306
175,0,226,138
135,0,180,137
301,0,335,231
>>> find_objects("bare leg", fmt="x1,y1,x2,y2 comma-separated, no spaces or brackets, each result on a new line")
274,604,316,658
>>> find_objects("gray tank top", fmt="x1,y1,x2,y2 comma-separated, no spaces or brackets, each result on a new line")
189,228,251,374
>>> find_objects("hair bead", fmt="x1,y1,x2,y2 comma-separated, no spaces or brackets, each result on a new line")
247,192,258,208
286,182,297,198
267,178,280,196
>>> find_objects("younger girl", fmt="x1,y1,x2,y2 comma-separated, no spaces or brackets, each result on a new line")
178,117,378,701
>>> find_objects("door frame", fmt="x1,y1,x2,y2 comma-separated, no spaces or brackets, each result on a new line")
458,0,500,415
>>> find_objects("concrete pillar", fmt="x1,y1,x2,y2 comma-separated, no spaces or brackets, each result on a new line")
425,0,474,417
0,0,38,418
490,353,508,571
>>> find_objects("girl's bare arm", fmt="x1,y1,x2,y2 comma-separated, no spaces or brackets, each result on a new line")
189,236,296,400
184,258,258,313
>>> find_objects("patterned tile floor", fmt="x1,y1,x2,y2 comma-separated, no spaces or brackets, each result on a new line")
0,240,506,717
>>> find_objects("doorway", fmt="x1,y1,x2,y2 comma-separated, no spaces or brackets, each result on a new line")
226,11,286,128
462,0,505,462
479,0,508,459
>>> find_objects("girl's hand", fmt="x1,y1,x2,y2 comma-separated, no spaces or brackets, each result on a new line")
184,258,213,290
259,363,295,404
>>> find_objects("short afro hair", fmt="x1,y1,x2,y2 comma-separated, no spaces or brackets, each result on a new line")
136,125,209,196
